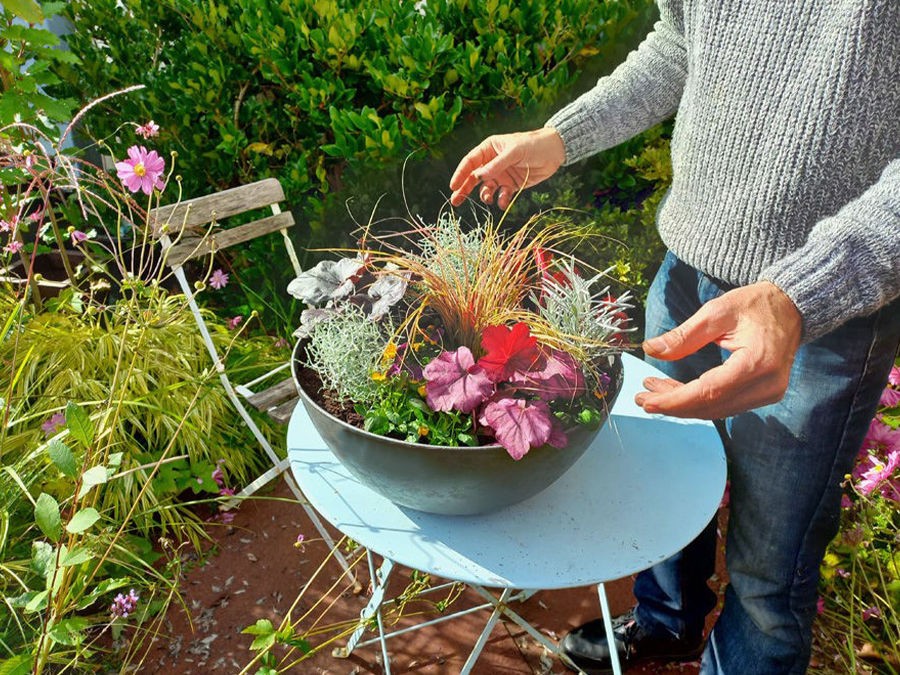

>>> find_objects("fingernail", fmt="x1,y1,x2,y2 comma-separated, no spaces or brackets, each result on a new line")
644,337,666,353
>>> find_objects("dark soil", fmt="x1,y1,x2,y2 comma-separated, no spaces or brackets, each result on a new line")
293,359,364,427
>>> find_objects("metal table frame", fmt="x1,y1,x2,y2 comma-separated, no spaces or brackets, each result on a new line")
287,354,726,674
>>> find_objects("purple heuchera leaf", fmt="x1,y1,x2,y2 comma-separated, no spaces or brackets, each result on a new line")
479,397,566,460
512,349,586,401
287,257,364,305
422,347,494,413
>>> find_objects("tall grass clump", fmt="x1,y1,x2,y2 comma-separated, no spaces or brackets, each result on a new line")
0,93,283,672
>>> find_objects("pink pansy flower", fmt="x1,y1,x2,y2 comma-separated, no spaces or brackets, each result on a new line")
135,120,160,139
209,268,229,290
226,315,243,330
115,145,165,195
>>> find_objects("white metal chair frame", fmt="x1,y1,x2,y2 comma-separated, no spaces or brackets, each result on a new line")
150,178,356,580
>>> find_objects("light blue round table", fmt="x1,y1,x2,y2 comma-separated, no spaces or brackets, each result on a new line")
287,353,726,674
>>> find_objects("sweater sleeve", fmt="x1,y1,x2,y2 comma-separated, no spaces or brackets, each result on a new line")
545,3,687,165
760,158,900,343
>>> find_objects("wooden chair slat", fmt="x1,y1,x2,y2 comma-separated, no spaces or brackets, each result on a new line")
165,211,294,266
151,177,285,230
247,377,298,411
269,397,299,425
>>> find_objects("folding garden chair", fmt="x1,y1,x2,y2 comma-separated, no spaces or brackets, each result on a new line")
150,178,356,579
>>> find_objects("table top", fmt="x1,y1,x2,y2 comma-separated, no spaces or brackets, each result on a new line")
287,353,726,590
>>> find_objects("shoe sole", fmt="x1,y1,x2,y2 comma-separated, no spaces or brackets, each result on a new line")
561,645,705,675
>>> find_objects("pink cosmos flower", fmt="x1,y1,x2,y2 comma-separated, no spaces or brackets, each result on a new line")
881,386,900,408
889,366,900,388
3,240,23,254
115,145,165,195
0,215,18,232
857,449,900,496
859,417,900,458
28,208,43,223
135,120,160,139
42,412,67,436
209,268,229,290
226,315,243,330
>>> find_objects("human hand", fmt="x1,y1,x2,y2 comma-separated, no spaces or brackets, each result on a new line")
635,281,803,419
448,128,566,209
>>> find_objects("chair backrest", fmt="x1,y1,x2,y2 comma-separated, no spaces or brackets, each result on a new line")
151,177,301,276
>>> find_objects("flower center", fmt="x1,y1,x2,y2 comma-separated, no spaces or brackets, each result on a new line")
133,162,146,177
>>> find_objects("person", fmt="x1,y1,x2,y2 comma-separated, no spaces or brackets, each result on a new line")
448,2,900,674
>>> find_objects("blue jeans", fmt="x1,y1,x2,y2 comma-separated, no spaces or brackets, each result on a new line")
633,252,900,674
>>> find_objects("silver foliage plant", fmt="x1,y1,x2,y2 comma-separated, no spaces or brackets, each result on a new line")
302,304,392,404
536,257,635,358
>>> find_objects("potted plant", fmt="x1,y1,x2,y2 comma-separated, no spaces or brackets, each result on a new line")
288,210,632,515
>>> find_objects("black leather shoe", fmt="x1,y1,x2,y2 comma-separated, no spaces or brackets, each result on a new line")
560,608,704,674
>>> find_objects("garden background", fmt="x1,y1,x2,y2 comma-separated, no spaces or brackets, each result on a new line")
1,0,897,673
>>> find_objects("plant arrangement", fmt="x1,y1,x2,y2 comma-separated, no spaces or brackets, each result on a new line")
288,209,632,460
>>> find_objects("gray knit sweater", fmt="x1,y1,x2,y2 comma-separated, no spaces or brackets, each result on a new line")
546,1,899,342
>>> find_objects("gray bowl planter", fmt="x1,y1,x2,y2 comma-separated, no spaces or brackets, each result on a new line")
292,341,623,516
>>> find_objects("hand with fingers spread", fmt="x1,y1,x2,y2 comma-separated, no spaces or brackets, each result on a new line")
635,281,803,420
448,128,566,209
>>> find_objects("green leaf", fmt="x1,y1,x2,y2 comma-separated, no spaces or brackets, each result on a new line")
24,589,49,613
66,507,100,534
0,652,34,675
2,0,44,23
48,439,77,478
48,617,89,646
242,618,277,651
60,545,93,567
34,493,62,542
76,577,130,610
77,465,107,499
65,401,94,446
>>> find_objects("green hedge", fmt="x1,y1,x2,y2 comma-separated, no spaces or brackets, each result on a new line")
55,0,651,213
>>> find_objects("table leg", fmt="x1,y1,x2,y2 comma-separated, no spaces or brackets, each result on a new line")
333,554,395,659
459,587,512,675
597,582,623,675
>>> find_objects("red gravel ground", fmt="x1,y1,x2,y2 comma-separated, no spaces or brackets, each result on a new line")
133,477,730,674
